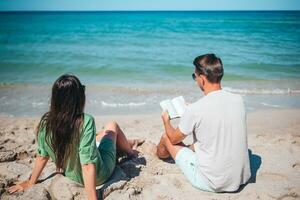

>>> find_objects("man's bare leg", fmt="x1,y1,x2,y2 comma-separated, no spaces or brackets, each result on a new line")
157,133,196,160
157,133,185,160
157,134,171,159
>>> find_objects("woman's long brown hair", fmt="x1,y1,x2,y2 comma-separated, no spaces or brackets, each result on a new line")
37,74,85,170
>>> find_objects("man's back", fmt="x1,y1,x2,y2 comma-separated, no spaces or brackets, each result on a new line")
179,90,251,192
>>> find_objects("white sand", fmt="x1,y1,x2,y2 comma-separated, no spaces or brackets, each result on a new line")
0,109,299,199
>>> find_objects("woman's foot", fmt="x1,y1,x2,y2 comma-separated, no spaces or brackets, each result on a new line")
129,139,145,150
126,139,145,157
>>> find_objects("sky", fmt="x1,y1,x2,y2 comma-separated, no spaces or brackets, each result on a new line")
0,0,300,11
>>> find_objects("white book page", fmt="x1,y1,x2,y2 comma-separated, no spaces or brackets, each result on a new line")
160,99,178,119
171,96,187,117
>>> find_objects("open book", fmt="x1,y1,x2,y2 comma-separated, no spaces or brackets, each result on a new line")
159,96,187,119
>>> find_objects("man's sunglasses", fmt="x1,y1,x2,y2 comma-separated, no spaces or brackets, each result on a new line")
192,73,196,81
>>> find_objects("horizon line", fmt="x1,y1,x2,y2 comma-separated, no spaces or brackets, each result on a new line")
0,9,300,12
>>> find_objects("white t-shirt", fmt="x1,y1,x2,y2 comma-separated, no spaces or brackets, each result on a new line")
178,90,251,192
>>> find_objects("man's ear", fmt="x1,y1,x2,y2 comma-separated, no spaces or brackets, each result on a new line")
200,75,206,86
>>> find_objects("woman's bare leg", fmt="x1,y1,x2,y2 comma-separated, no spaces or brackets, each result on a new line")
128,139,145,150
96,121,144,156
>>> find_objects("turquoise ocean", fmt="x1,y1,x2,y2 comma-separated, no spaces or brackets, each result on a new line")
0,11,300,116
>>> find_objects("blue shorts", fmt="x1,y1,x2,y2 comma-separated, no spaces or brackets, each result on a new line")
175,147,214,192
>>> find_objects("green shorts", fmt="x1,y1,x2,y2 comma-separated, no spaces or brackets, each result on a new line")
175,147,214,192
96,137,116,185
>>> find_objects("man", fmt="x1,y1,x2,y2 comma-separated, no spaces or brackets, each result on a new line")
157,53,251,192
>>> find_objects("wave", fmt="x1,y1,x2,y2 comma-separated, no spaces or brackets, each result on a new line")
261,102,281,108
223,87,300,95
101,101,146,108
32,102,47,107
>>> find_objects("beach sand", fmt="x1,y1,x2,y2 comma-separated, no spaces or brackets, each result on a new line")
0,108,299,199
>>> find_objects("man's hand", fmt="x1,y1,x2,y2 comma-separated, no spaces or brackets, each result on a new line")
161,110,170,123
8,181,33,194
161,110,187,145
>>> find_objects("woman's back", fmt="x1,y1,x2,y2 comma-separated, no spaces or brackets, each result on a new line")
37,113,115,185
8,74,138,200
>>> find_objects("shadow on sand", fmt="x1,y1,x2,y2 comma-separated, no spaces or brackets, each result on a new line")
234,149,262,193
96,155,147,199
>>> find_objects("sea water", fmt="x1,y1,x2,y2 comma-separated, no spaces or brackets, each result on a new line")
0,11,300,116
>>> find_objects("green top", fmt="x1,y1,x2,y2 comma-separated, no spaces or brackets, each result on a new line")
37,113,107,185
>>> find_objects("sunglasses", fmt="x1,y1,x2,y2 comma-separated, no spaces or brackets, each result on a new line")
192,73,196,81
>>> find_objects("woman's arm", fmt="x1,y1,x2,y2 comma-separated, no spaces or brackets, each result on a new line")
82,163,97,200
8,155,49,193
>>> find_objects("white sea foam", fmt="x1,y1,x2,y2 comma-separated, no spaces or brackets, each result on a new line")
261,102,281,108
101,101,146,108
223,87,300,95
32,102,46,107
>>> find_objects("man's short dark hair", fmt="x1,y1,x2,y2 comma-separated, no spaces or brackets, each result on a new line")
193,54,223,83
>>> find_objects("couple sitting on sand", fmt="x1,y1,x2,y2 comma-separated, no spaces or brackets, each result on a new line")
8,53,251,199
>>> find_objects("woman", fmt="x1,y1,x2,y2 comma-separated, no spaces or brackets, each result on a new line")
8,74,142,200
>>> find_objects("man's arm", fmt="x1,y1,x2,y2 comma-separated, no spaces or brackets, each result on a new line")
161,111,186,145
82,163,97,200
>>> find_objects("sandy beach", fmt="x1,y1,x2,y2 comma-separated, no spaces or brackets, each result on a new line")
0,108,299,199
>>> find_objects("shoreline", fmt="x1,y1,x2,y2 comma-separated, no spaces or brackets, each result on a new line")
1,80,300,117
0,106,299,118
